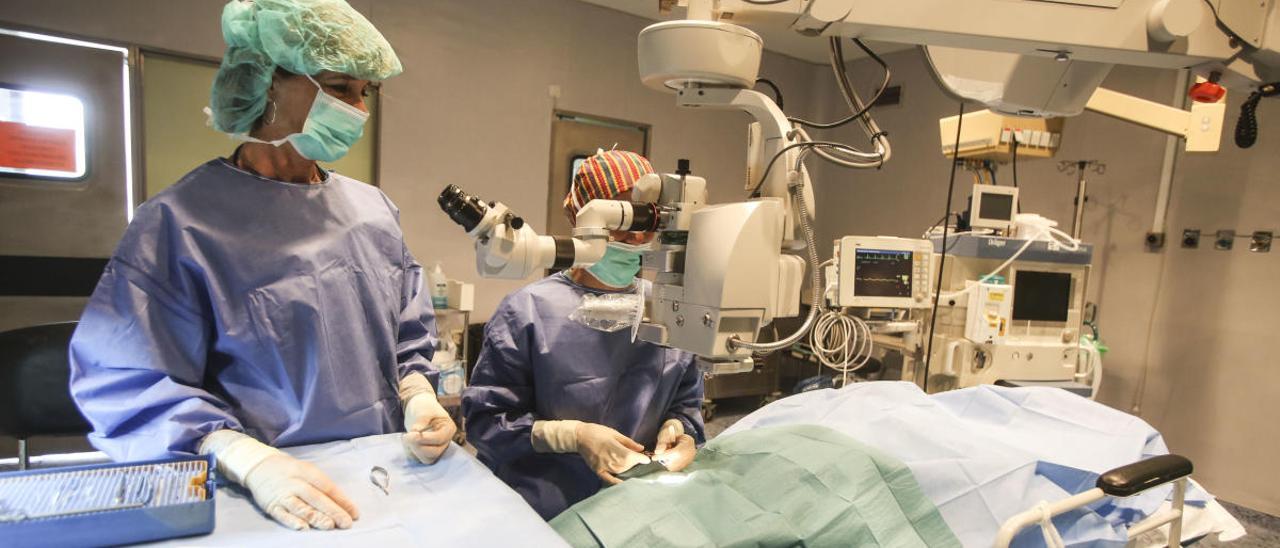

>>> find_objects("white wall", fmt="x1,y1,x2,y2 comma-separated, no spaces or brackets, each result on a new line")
0,0,823,319
810,48,1280,515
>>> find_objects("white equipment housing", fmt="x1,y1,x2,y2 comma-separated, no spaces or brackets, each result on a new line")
685,0,1280,118
643,198,805,359
940,110,1064,161
925,45,1114,118
965,282,1012,344
969,184,1019,232
638,20,763,91
927,233,1092,393
834,236,933,309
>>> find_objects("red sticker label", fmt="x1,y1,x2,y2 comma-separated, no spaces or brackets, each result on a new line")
0,120,78,173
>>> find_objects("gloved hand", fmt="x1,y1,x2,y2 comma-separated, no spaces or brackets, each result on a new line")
399,372,456,464
532,420,650,486
200,430,358,531
653,418,696,472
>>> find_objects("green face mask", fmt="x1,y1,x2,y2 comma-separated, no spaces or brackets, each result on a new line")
587,243,643,288
235,75,369,163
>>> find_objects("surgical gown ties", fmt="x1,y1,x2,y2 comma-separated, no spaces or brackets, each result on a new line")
68,158,439,462
462,272,707,520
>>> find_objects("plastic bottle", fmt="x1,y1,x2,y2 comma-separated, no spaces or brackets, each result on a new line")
427,261,449,309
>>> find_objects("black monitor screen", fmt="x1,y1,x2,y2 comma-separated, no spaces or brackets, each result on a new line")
1013,270,1072,322
854,249,913,298
979,192,1014,222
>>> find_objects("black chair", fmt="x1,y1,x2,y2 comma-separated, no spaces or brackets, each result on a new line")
0,322,92,470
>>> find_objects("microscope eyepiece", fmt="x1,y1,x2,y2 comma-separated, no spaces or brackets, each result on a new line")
438,185,489,233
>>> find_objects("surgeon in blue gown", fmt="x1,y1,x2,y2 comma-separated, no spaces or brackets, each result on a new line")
69,0,453,533
463,150,706,520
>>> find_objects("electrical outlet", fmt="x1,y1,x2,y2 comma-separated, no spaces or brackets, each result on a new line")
1252,231,1273,253
1181,229,1200,249
1215,230,1235,250
1145,232,1165,251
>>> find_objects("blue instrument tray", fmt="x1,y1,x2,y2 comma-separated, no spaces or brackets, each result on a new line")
0,454,216,547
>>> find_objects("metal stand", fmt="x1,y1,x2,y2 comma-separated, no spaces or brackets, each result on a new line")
18,438,28,471
1058,160,1106,239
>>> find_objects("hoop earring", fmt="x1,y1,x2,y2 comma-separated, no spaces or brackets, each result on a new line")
265,99,277,126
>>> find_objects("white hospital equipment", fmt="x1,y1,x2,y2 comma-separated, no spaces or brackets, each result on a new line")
439,0,1277,377
968,184,1020,232
679,0,1259,130
817,210,1100,398
940,110,1065,162
925,231,1096,395
832,236,934,310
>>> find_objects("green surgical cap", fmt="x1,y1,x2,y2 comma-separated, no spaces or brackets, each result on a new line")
210,0,402,134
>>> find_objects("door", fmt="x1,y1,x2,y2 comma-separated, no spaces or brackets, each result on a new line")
546,111,648,237
0,29,132,333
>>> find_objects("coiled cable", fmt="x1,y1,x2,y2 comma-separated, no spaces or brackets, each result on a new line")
1235,83,1279,148
810,301,875,387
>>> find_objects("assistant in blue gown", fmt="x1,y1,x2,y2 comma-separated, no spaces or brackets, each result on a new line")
68,156,438,462
463,272,706,520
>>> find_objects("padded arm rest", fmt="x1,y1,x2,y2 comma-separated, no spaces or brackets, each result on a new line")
1096,454,1193,497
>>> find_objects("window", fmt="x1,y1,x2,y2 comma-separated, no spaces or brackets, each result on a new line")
570,154,588,188
0,86,87,180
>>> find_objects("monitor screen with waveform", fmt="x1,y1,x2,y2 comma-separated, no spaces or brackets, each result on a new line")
853,249,913,298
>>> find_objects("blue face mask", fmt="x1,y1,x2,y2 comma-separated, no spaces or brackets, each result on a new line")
587,243,644,288
236,75,369,163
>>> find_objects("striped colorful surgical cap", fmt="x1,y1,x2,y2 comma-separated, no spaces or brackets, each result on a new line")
564,149,654,225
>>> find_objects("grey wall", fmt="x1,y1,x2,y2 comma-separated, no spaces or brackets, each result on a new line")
809,48,1280,515
0,0,822,320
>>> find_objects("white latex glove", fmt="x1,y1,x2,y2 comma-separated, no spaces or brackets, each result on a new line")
532,420,650,486
199,430,358,531
653,418,696,472
399,372,456,464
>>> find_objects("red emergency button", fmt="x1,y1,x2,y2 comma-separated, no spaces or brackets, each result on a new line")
1189,81,1226,103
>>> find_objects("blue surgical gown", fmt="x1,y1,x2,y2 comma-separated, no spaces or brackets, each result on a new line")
463,272,706,520
68,158,437,462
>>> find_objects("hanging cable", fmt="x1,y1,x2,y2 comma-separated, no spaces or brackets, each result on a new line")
754,78,784,110
809,277,876,383
792,127,886,168
1235,82,1280,148
1011,134,1021,188
773,38,892,169
923,102,966,393
788,38,890,131
813,38,890,163
810,304,876,387
747,138,883,198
